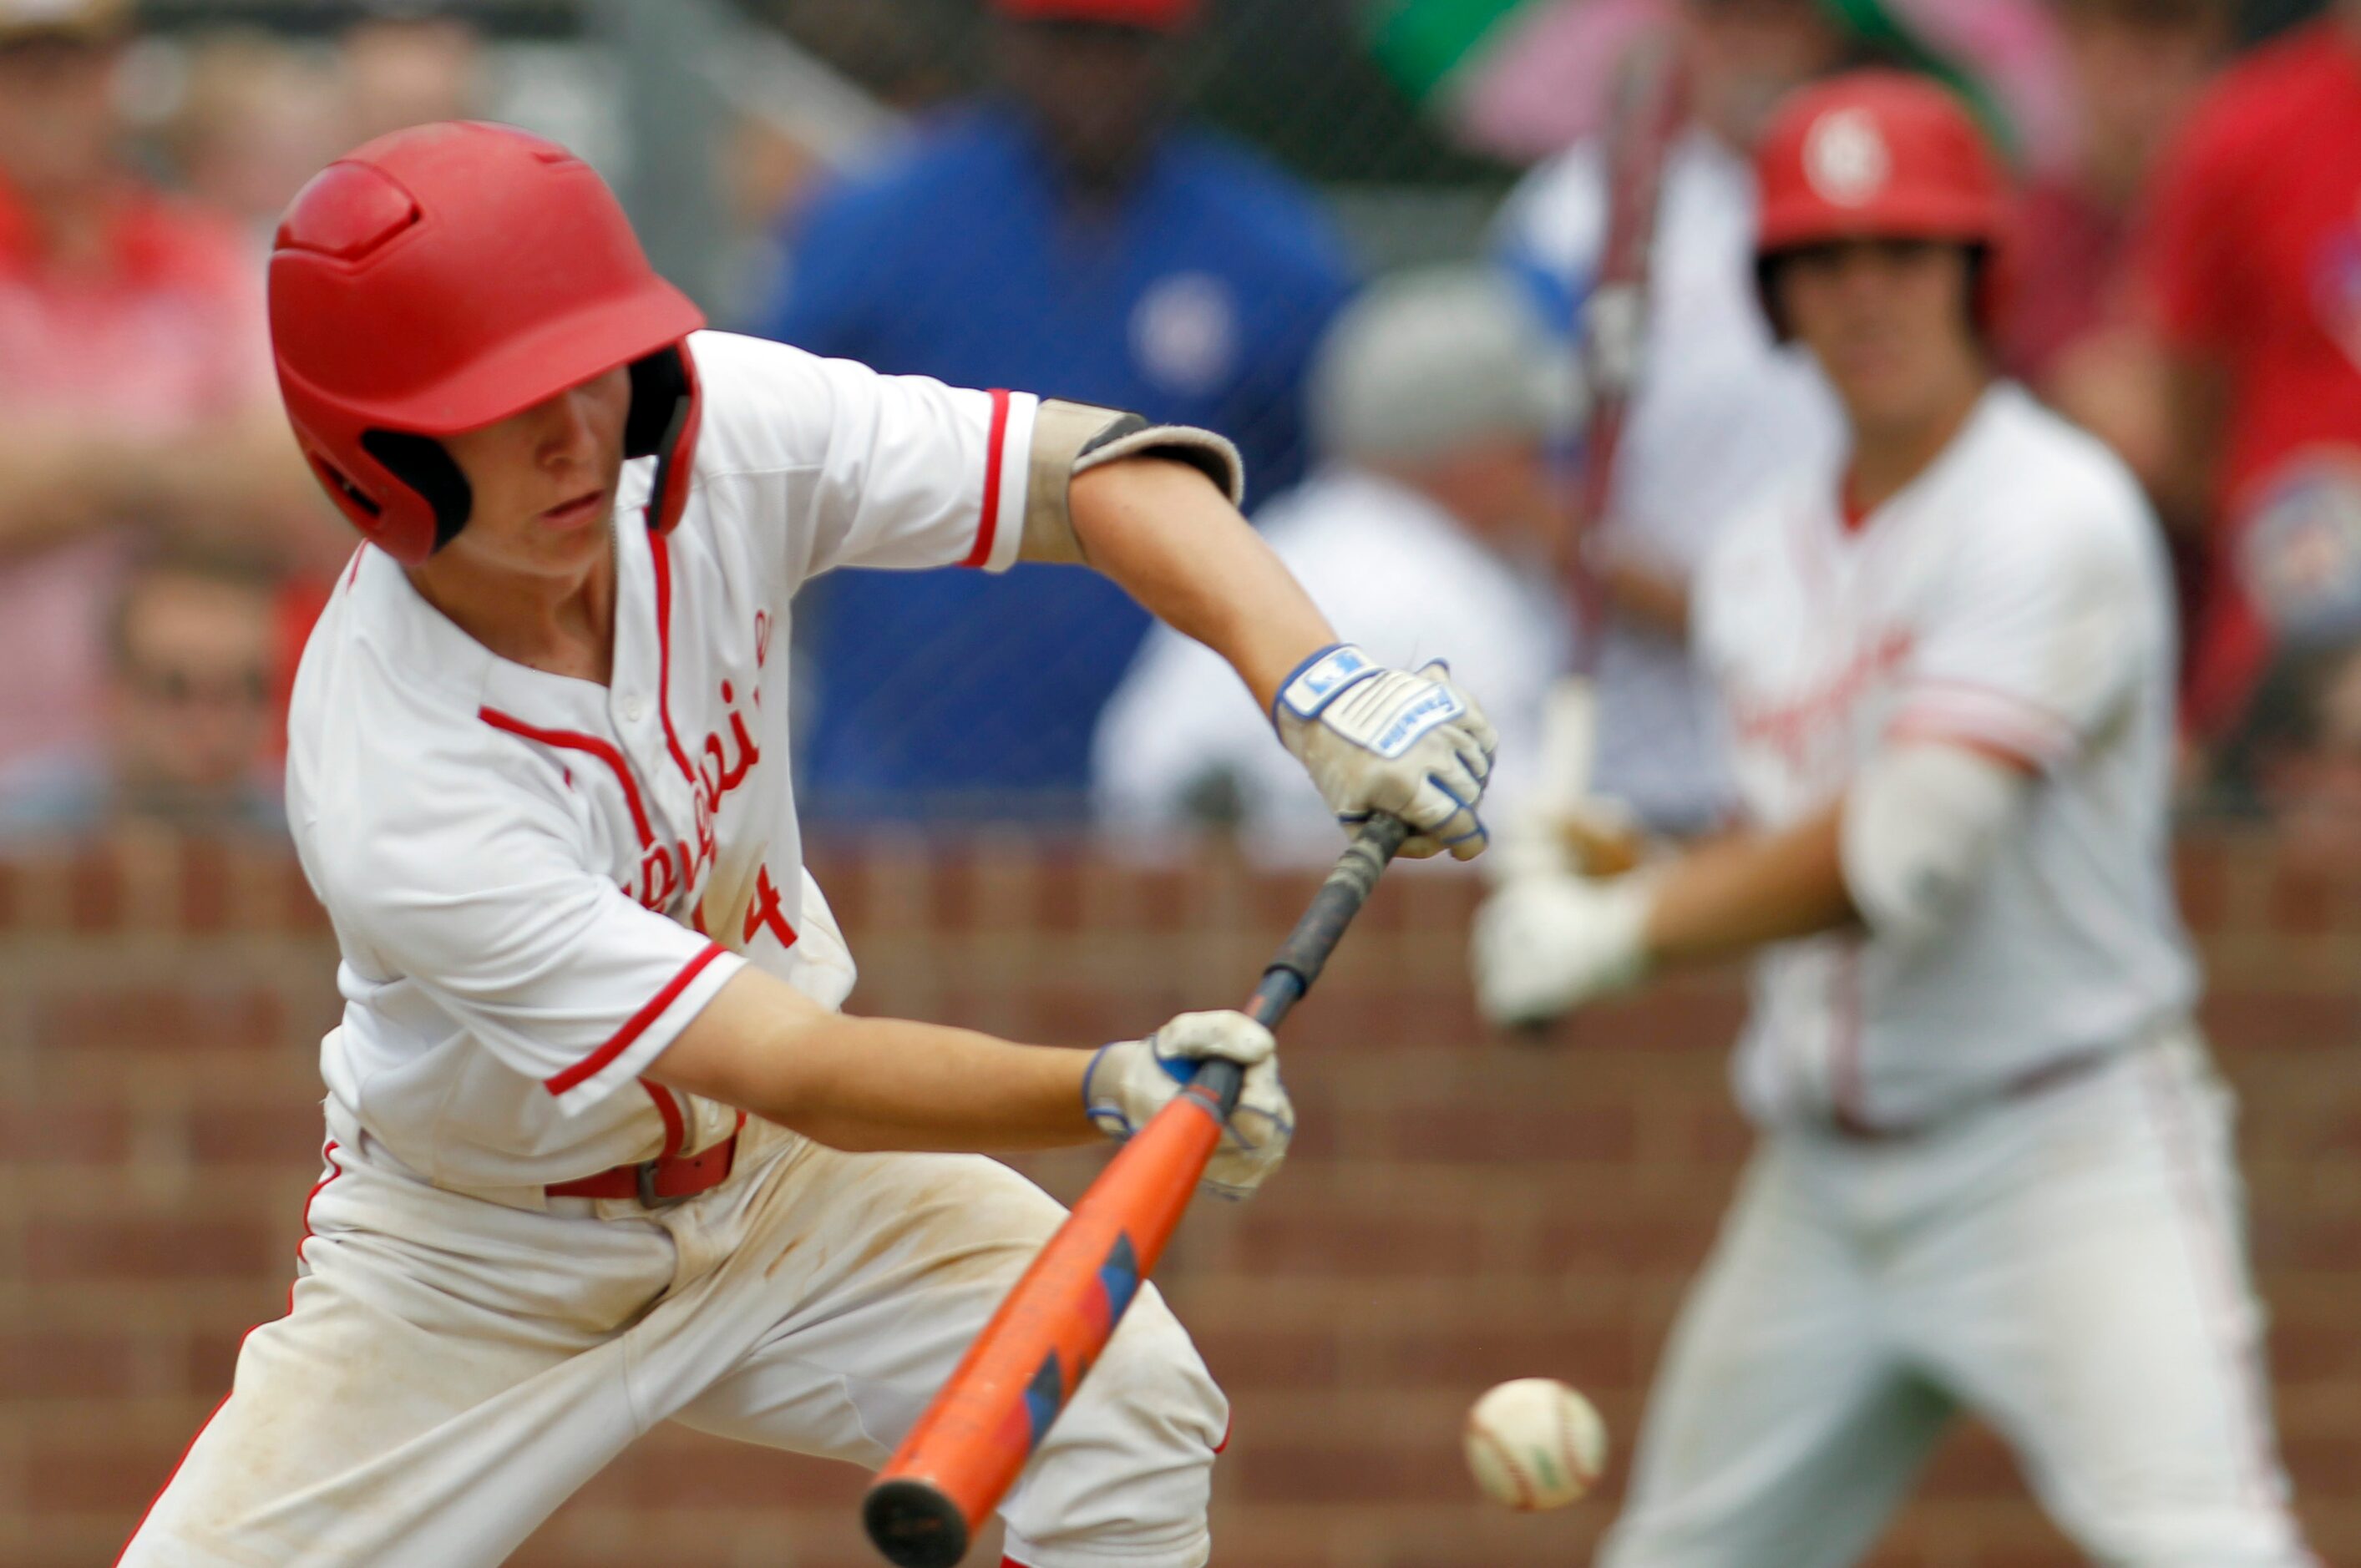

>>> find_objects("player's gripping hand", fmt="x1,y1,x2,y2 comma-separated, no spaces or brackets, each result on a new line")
1085,1010,1294,1200
1274,645,1498,861
1471,872,1657,1027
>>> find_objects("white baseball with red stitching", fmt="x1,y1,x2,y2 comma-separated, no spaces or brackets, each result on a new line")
1463,1378,1608,1511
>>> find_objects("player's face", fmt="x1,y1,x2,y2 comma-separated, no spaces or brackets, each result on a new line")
438,366,633,582
1776,239,1984,432
109,570,277,807
996,20,1178,190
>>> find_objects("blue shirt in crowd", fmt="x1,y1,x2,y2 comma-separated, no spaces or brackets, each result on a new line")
752,100,1355,822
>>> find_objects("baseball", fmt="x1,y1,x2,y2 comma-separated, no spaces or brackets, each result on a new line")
1463,1378,1609,1511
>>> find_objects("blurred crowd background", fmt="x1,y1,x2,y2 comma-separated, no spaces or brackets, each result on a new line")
3,0,2358,867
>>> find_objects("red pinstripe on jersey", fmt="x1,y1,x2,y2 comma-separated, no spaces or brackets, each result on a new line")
960,388,1013,569
642,1080,688,1161
647,529,699,788
479,708,656,849
545,942,727,1097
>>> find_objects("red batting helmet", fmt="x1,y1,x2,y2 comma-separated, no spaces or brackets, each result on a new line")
1752,71,2012,339
269,121,706,565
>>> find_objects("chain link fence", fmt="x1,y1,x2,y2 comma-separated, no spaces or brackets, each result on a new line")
4,0,2353,857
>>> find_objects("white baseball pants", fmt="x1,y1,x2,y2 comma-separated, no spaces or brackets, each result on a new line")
122,1118,1224,1567
1601,1029,2316,1568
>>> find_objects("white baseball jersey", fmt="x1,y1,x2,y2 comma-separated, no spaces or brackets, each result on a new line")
1092,466,1568,864
1497,128,1843,829
1691,383,2199,1130
286,329,1041,1193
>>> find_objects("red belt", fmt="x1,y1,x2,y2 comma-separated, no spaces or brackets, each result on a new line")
1827,1050,2115,1144
547,1132,739,1206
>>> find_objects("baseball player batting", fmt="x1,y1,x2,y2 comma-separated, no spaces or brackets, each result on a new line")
1472,73,2318,1566
121,121,1497,1567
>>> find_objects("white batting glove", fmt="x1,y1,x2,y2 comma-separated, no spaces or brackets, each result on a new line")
1084,1010,1294,1201
1273,645,1498,861
1471,872,1659,1027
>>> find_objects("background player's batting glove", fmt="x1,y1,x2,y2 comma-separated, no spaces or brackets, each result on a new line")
1084,1010,1294,1201
1274,645,1498,861
1471,871,1659,1027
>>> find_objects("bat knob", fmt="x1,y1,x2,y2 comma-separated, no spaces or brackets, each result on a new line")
864,1478,970,1567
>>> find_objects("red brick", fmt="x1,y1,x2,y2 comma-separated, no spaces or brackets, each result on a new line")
281,857,330,931
26,1219,276,1282
68,842,128,930
2197,993,2361,1050
1386,1100,1639,1164
1232,1211,1482,1277
1361,1323,1636,1387
0,1333,138,1398
1191,1326,1343,1391
36,986,284,1055
0,1100,131,1162
175,837,233,933
1230,1437,1471,1504
27,1439,192,1512
187,1102,327,1165
1,828,2356,1565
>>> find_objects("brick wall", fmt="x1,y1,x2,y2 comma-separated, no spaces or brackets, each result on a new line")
1,829,2354,1567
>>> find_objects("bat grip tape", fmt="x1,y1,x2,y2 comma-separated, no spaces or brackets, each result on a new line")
1190,814,1410,1119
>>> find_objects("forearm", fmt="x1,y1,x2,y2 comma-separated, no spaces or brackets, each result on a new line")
0,409,316,561
1070,458,1335,712
753,1015,1097,1153
1640,800,1859,969
650,970,1097,1154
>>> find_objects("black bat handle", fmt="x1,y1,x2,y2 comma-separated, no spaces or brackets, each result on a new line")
1191,814,1412,1119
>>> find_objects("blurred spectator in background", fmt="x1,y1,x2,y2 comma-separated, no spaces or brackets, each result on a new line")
1999,0,2230,465
338,2,486,148
1492,0,1847,835
0,543,283,838
1094,267,1573,864
755,0,1355,822
161,28,344,262
0,0,313,777
2136,0,2361,753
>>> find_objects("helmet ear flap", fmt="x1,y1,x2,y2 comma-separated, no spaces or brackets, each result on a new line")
361,429,474,554
626,343,701,534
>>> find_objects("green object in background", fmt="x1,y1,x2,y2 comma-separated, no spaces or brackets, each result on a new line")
1365,0,1535,104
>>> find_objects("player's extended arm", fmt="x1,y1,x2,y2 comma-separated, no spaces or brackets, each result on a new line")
1067,457,1331,711
1046,443,1501,859
647,967,1295,1196
1472,741,2034,1025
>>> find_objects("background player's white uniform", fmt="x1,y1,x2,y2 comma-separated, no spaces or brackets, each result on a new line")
1602,385,2314,1565
126,331,1227,1568
1497,131,1842,831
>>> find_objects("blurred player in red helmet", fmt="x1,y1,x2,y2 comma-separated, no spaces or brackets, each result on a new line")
122,120,1499,1567
1475,72,2318,1565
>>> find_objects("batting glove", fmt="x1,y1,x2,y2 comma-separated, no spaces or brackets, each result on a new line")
1471,872,1659,1027
1274,645,1498,861
1084,1010,1294,1201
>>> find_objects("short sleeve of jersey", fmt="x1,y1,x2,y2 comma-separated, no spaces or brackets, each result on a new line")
1891,473,2153,771
318,776,746,1117
687,330,1037,588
